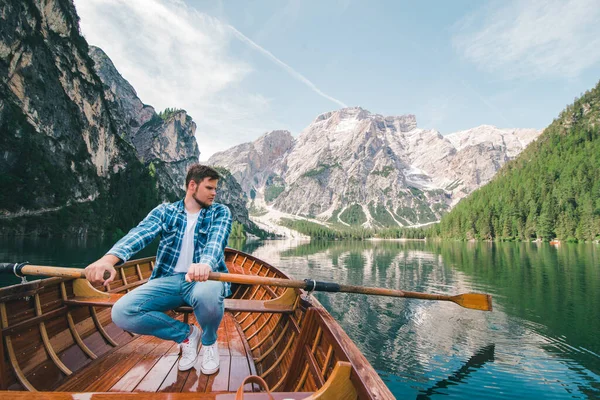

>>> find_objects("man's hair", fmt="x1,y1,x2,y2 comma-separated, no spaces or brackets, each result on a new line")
186,164,220,188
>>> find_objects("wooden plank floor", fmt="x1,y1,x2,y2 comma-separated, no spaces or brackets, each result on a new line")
56,312,256,393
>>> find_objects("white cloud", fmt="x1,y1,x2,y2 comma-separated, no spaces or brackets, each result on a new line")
74,0,343,159
453,0,600,79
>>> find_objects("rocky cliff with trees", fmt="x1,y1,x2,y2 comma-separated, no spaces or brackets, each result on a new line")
0,0,258,237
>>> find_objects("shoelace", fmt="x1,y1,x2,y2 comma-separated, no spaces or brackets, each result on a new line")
204,345,216,363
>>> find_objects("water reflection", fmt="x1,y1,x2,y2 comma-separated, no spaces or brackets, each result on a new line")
416,344,495,399
1,237,598,398
0,236,158,287
245,239,599,399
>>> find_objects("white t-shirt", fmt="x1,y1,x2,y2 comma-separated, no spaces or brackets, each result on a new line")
173,210,201,274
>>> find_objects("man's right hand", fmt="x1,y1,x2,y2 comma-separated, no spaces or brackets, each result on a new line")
84,254,119,286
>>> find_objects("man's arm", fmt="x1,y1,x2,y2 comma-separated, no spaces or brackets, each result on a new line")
186,205,232,282
85,204,165,286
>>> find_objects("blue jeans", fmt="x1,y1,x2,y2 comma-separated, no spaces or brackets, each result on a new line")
111,273,225,345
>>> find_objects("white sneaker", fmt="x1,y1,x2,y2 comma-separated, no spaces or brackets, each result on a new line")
178,325,200,371
200,342,220,375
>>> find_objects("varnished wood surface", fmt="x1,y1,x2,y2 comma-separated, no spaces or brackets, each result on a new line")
0,249,395,399
0,393,314,399
56,313,257,394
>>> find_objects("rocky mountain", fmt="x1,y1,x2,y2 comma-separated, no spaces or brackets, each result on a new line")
88,46,199,200
209,107,542,228
88,46,260,234
404,124,541,209
212,167,260,234
0,0,255,236
208,130,294,199
88,46,156,144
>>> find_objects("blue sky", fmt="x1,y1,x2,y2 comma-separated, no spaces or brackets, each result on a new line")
74,0,600,159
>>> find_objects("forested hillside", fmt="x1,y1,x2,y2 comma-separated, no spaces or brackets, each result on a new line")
437,81,600,242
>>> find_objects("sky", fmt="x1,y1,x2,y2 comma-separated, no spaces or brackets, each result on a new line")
74,0,600,160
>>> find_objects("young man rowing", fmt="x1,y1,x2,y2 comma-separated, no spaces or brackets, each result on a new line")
85,164,232,374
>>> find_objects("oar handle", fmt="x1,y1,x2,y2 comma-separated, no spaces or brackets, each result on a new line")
0,263,110,281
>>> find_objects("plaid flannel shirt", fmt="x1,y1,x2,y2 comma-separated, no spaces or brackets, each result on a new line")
107,199,233,297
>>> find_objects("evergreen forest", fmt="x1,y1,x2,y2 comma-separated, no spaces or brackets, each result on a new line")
436,80,600,242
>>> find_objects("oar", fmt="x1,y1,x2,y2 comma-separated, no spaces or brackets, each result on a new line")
208,272,493,311
0,263,492,311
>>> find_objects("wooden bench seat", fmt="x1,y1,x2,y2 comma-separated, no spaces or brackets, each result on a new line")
65,279,299,314
65,296,296,314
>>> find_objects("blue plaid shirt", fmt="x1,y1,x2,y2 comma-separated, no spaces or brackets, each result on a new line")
107,199,233,297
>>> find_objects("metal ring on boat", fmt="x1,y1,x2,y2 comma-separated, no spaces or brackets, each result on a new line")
304,278,317,297
13,262,29,278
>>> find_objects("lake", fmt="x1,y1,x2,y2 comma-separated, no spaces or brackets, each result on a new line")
0,237,598,399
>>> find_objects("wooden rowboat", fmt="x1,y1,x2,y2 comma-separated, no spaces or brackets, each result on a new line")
0,248,395,399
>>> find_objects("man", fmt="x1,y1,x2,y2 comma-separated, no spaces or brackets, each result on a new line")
85,164,232,374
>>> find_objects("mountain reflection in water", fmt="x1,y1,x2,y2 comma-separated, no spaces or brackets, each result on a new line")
244,239,599,399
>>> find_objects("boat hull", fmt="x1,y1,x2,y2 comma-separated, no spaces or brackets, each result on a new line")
0,249,393,399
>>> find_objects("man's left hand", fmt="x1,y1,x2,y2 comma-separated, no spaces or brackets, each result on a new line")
186,263,212,282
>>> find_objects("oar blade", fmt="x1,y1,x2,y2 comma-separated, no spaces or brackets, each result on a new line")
450,293,493,311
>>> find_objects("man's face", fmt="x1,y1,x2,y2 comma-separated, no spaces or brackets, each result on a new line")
191,177,218,208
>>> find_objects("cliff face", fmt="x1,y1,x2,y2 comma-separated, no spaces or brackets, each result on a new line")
88,46,200,200
0,0,254,236
208,130,294,196
87,46,155,144
212,168,261,236
0,0,143,235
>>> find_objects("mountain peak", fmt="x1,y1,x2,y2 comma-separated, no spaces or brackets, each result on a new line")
256,129,293,141
312,107,417,133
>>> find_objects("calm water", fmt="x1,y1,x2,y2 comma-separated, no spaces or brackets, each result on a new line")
0,237,598,399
